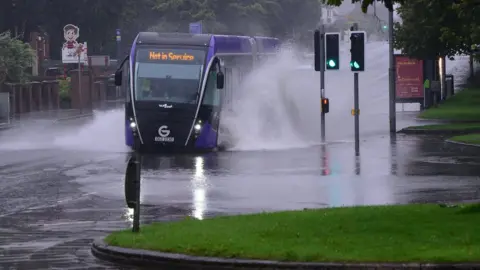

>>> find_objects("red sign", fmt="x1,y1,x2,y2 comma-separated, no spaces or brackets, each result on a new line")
395,56,424,99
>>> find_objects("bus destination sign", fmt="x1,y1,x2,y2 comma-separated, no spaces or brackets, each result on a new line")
149,51,195,61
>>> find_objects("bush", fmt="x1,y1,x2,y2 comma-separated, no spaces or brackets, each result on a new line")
58,77,71,100
0,31,35,83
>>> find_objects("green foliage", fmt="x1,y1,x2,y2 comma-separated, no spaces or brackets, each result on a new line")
0,31,35,83
0,0,442,61
149,0,404,38
151,0,320,37
393,0,475,59
58,77,71,100
449,133,480,145
418,87,480,121
453,0,480,46
325,0,406,12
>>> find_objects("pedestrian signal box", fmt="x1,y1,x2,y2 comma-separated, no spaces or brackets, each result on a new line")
321,98,329,113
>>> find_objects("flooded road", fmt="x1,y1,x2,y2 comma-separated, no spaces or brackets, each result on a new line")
0,122,480,269
0,42,476,268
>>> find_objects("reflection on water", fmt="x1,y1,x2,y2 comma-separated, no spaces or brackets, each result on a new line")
320,144,330,176
123,207,134,224
191,156,207,220
390,134,398,175
116,134,480,219
355,155,361,175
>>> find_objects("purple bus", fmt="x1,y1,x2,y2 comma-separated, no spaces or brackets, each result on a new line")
114,32,280,153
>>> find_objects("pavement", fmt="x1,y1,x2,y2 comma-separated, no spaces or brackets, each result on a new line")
0,109,480,269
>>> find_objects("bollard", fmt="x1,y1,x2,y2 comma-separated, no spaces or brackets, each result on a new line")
430,80,441,107
445,74,454,97
131,122,142,233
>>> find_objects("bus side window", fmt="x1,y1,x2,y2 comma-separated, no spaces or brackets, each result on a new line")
124,64,130,102
203,69,220,107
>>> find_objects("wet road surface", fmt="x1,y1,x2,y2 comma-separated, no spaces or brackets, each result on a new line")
1,113,480,269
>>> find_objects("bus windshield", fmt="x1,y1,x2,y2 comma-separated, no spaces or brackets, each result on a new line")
134,47,206,104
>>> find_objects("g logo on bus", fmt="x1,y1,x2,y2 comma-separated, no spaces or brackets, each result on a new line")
155,125,174,142
158,125,170,137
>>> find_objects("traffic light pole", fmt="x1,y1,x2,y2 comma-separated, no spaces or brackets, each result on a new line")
319,25,326,142
350,30,364,156
388,9,396,133
354,73,360,155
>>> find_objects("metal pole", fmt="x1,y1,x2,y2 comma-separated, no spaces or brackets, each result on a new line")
320,27,326,142
78,54,82,114
389,133,397,175
132,135,141,233
318,2,326,142
355,155,360,175
354,72,360,155
116,29,122,68
388,9,396,133
321,143,328,176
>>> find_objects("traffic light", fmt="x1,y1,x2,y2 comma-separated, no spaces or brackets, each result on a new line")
325,32,340,70
314,30,321,71
321,98,329,113
350,31,365,72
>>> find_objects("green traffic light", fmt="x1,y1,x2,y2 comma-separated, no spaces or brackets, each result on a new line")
327,59,336,67
350,61,360,69
383,25,387,29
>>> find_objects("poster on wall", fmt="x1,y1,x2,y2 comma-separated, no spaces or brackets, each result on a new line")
395,55,424,101
61,24,88,64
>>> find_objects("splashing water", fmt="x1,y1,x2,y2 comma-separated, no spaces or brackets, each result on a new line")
54,109,129,153
0,109,128,153
222,41,470,151
0,41,470,153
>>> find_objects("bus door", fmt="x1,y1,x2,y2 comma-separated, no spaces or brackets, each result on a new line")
202,66,222,133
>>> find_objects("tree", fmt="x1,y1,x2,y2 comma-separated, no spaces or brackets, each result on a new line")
151,0,284,35
264,0,322,39
325,0,407,12
0,31,35,83
38,0,156,58
1,0,156,59
392,0,467,60
0,0,414,63
452,0,480,48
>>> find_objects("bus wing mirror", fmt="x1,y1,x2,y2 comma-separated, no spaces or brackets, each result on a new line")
216,72,225,89
114,70,123,86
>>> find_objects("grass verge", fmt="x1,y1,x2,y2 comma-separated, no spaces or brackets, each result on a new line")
407,123,480,131
449,133,480,145
418,87,480,121
105,204,480,263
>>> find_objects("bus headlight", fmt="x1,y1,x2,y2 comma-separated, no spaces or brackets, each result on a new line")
194,124,202,132
130,121,137,132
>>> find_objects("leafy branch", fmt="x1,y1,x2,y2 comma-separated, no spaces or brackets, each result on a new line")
0,31,35,83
